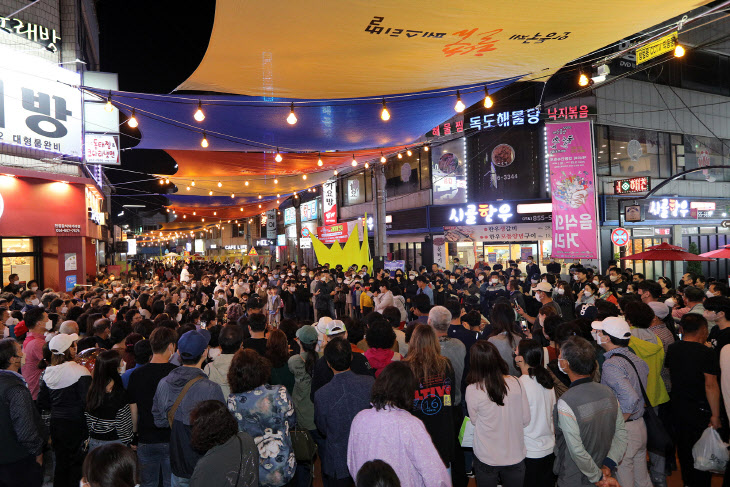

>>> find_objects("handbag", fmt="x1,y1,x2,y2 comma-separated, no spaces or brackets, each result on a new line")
614,353,674,455
290,427,317,462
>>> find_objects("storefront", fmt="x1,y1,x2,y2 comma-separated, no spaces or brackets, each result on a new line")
603,196,730,280
0,170,106,290
282,198,320,267
429,199,553,270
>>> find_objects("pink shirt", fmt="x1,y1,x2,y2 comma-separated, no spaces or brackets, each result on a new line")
22,332,46,400
347,407,451,487
466,376,531,466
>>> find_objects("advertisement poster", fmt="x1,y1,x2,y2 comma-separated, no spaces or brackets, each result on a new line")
433,234,447,269
317,222,353,244
84,134,120,164
547,121,598,259
384,260,405,276
432,138,467,205
444,223,552,243
266,209,277,239
64,253,77,271
65,275,77,292
322,179,337,224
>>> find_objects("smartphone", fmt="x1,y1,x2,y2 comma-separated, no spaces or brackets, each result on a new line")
521,321,528,332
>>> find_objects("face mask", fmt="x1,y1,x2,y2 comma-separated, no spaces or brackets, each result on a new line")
491,279,498,285
61,306,68,314
208,348,222,360
625,290,633,294
301,272,307,276
599,287,607,295
707,291,716,299
13,280,19,285
557,288,565,295
592,280,599,285
109,314,116,322
191,283,197,289
338,280,343,284
45,320,53,331
584,289,593,296
262,284,267,289
118,360,126,375
591,330,602,345
450,278,456,284
273,274,279,278
557,359,568,375
30,286,38,291
6,317,18,327
176,313,183,322
31,298,40,306
478,275,484,281
289,287,295,292
108,293,113,299
609,275,618,282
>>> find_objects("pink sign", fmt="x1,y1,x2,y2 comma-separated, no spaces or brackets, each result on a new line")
547,121,598,259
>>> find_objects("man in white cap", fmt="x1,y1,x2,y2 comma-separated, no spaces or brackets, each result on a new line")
592,316,651,487
517,281,561,325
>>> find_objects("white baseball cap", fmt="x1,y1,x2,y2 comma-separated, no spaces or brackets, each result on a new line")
535,282,553,293
591,317,631,339
49,333,79,355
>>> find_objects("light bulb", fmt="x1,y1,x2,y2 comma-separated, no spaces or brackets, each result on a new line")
217,181,222,187
240,207,243,211
244,180,249,186
454,90,465,112
381,99,390,121
202,218,205,222
186,186,190,191
258,195,262,199
364,162,369,169
258,204,262,208
483,86,493,108
578,73,590,87
209,190,213,196
201,134,209,148
398,153,403,159
128,110,138,128
317,153,323,167
166,208,170,213
407,149,412,156
159,179,164,185
277,193,280,197
287,102,297,125
194,101,205,122
165,178,170,184
674,44,685,57
213,211,217,216
380,153,386,163
334,169,338,176
193,211,196,215
277,199,280,204
104,97,113,112
424,146,429,152
231,193,235,198
275,148,283,162
302,174,307,180
352,155,357,166
191,180,196,186
274,178,279,184
183,214,186,219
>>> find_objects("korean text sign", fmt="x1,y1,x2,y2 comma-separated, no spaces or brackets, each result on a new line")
0,54,82,157
322,179,337,225
547,121,598,258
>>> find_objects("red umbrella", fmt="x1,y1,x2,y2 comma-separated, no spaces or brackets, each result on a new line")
621,242,714,261
700,244,730,259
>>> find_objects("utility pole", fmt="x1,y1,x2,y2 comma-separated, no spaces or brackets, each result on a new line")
374,165,387,258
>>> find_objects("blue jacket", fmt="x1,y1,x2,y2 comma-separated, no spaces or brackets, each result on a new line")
314,371,374,479
152,366,224,478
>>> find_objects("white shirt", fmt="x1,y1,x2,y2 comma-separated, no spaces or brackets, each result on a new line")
518,374,556,458
180,268,190,282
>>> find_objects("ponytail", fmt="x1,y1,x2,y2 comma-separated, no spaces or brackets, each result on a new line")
527,365,554,390
518,339,554,390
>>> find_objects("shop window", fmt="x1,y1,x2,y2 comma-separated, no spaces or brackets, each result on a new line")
2,256,35,285
2,238,33,253
595,125,610,176
419,149,431,190
607,127,668,178
342,172,367,206
682,135,730,182
385,151,420,197
233,225,246,238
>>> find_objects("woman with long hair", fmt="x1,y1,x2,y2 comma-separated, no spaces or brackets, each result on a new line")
552,281,576,321
38,333,92,487
85,350,135,450
267,329,295,394
488,302,522,376
228,349,296,487
347,362,451,487
404,324,455,470
190,400,258,487
466,341,530,487
514,340,556,486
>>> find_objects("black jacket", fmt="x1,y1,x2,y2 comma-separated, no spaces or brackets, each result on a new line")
0,370,47,464
37,361,92,422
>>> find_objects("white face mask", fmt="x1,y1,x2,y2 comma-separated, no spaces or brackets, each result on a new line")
664,298,675,308
706,290,716,299
61,306,68,314
450,278,456,284
557,288,565,295
31,298,40,306
107,293,113,299
45,320,53,331
118,360,126,375
30,286,38,291
6,317,18,327
599,287,607,295
13,280,19,285
109,314,116,322
557,359,568,375
584,289,593,296
592,280,599,285
609,275,618,282
208,348,222,360
176,313,183,322
591,330,602,345
478,275,484,281
491,279,498,285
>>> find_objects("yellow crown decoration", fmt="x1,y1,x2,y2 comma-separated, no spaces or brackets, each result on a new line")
310,215,373,270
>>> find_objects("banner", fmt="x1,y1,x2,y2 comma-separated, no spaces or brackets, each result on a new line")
266,209,277,239
384,260,405,276
317,222,353,244
444,223,552,243
547,121,598,259
433,234,447,269
323,179,337,224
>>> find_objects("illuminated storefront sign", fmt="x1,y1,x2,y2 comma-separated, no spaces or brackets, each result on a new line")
646,199,720,219
85,134,120,165
284,207,296,225
468,108,540,131
224,245,248,251
438,200,552,226
614,176,650,195
300,199,318,222
0,15,61,52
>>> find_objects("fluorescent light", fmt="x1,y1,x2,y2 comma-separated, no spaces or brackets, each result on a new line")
517,203,552,214
122,204,146,208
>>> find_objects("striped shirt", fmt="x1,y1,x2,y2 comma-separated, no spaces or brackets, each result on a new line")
85,391,134,444
601,348,649,421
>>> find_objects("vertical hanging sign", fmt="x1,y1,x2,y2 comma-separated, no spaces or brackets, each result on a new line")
266,209,277,239
547,121,598,259
322,179,337,225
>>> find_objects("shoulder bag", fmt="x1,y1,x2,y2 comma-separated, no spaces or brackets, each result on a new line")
167,376,203,427
613,353,674,455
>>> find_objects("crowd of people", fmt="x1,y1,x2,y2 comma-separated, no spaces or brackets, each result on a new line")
1,257,729,487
